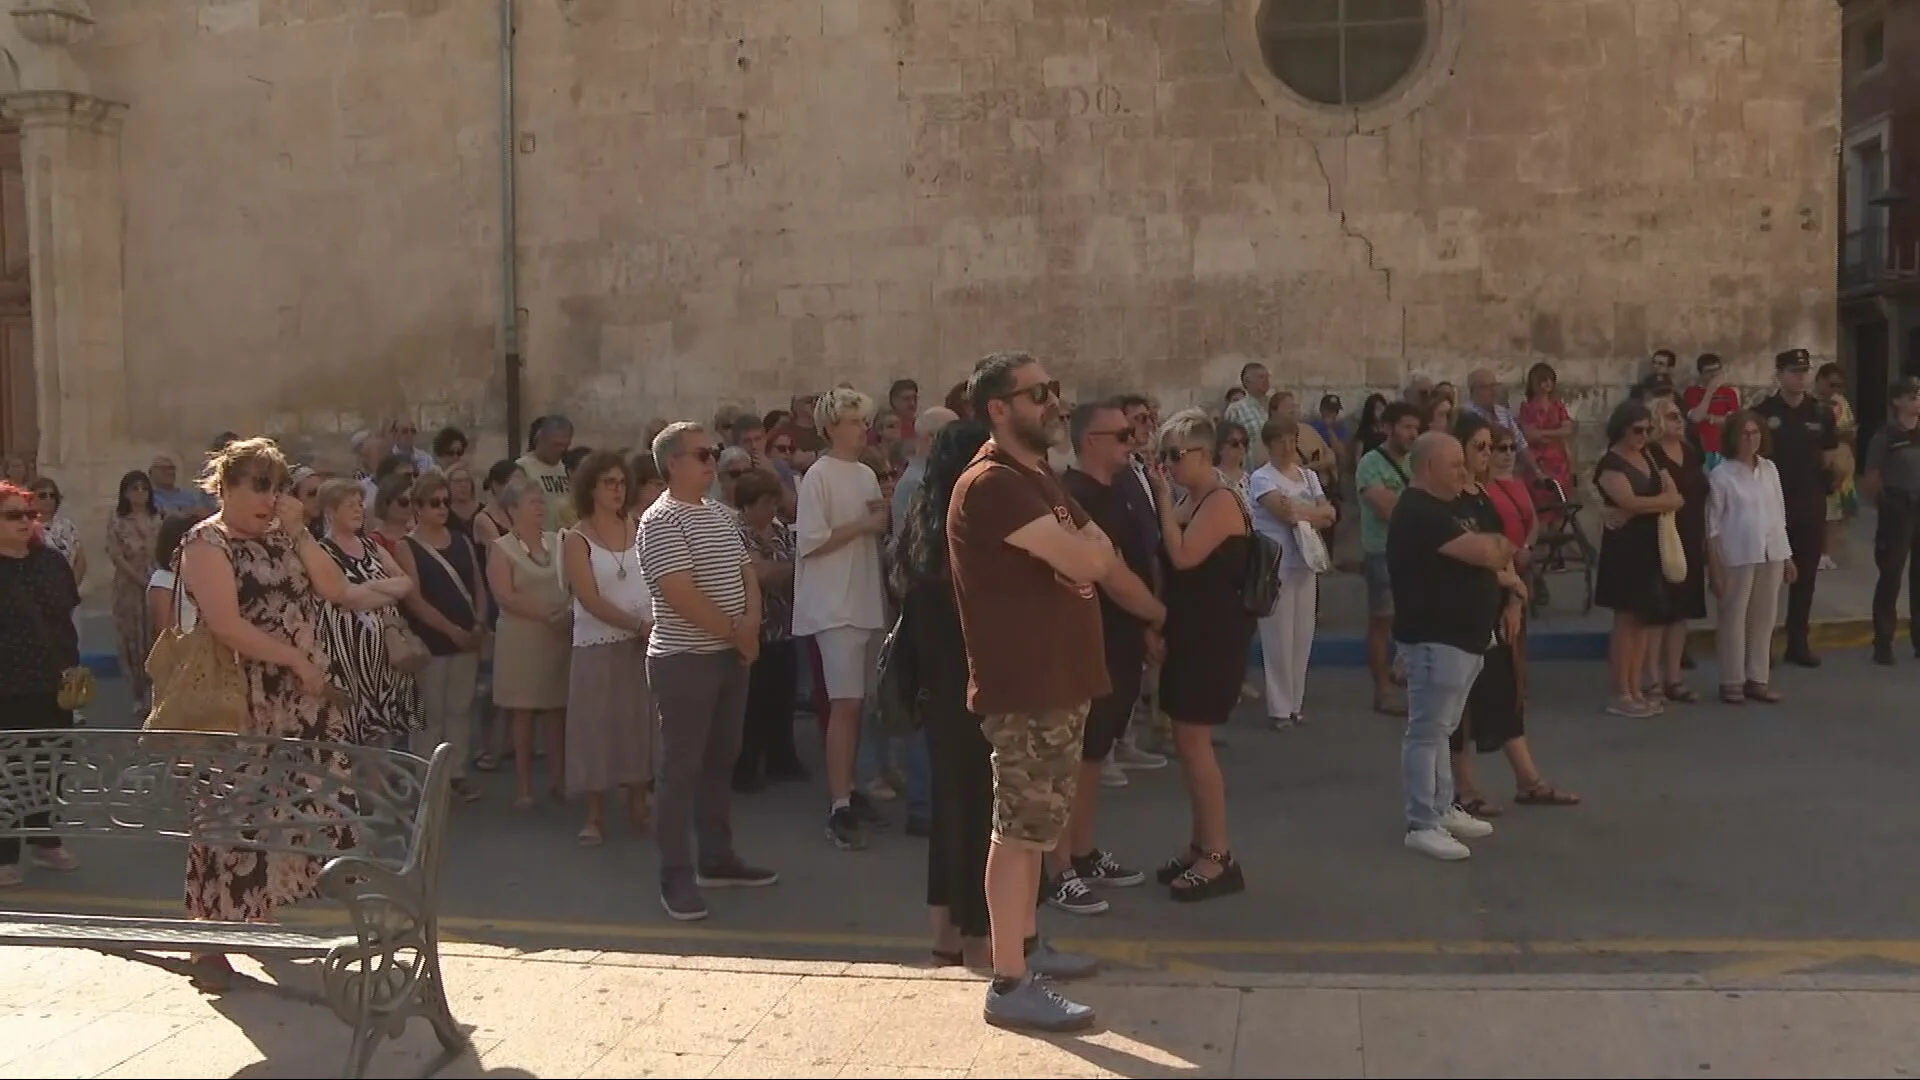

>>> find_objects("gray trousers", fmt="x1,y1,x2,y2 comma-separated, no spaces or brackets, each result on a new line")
647,648,750,884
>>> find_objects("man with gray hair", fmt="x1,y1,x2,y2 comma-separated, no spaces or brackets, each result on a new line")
1386,431,1521,862
639,420,779,920
891,406,958,539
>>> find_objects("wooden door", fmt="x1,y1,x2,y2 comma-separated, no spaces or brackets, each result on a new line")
0,125,33,473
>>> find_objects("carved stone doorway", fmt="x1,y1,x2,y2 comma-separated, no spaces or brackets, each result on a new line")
0,123,33,474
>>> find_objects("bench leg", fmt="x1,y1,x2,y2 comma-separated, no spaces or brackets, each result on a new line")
420,949,466,1053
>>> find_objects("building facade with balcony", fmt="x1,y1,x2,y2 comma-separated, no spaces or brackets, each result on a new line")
1841,0,1920,442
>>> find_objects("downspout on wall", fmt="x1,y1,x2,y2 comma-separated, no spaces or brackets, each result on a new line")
498,0,522,453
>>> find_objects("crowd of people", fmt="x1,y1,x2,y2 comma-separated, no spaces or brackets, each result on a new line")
1,342,1917,1035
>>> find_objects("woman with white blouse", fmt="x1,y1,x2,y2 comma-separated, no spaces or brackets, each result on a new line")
1706,410,1796,704
1247,418,1334,729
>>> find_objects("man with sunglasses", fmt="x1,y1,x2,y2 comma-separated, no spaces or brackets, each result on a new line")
950,351,1108,1031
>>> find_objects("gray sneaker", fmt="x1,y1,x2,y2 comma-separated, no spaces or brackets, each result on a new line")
660,878,709,922
1027,936,1099,980
983,974,1096,1033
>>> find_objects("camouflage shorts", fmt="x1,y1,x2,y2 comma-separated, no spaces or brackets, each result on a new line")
980,702,1091,852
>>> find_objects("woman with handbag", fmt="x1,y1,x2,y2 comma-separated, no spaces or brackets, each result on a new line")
486,475,571,809
1644,397,1711,705
392,472,488,803
0,479,84,888
1593,401,1688,718
314,479,420,748
171,438,365,992
1248,418,1334,730
1448,417,1579,816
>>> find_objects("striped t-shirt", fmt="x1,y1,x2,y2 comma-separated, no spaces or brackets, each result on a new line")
637,494,751,656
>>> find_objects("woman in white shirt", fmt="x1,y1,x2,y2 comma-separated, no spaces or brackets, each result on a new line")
1247,419,1335,729
1706,410,1795,704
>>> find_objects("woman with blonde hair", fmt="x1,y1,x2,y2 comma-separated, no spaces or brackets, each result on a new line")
488,475,571,807
173,437,379,991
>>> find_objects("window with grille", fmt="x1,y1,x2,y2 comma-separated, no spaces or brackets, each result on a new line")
1256,0,1429,108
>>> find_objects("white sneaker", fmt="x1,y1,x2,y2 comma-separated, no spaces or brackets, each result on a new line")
1442,805,1494,840
1405,827,1470,861
1099,758,1129,788
1112,741,1166,770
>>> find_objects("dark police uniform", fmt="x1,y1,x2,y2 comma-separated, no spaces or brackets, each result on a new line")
1750,348,1837,663
1866,378,1920,660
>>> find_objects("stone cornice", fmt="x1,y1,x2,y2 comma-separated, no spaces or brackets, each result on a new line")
0,89,125,132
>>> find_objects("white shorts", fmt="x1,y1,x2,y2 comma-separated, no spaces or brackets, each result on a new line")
814,626,879,702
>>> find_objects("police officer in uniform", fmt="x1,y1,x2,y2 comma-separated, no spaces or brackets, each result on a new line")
1862,377,1920,664
1751,348,1840,667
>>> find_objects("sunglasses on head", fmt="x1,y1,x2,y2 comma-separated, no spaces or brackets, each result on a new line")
1000,380,1062,406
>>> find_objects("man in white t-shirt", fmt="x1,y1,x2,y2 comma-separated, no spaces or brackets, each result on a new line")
517,415,574,530
793,387,890,851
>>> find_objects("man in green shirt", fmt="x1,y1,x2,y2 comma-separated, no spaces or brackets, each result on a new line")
1355,402,1423,715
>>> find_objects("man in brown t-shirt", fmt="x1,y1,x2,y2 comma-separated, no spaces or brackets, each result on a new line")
948,351,1113,1033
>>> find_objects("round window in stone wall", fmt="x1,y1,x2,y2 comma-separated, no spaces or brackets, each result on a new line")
1256,0,1429,108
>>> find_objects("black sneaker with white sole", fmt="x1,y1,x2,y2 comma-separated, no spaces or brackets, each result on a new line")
826,806,867,850
1044,868,1110,915
1073,848,1146,887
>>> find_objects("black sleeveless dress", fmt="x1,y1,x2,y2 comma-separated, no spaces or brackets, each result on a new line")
1158,489,1258,726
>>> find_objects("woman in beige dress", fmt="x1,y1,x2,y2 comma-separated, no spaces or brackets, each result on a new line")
488,476,571,808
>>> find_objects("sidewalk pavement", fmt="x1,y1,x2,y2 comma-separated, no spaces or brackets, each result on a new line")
7,944,1920,1078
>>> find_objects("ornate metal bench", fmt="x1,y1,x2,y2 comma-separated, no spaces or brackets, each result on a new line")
0,730,462,1079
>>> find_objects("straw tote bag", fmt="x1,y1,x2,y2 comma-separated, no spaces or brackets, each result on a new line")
144,570,250,735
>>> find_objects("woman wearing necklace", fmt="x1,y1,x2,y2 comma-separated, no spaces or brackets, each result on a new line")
487,475,571,808
561,451,654,846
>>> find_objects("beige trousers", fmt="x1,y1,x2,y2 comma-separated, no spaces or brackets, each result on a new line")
1715,560,1785,687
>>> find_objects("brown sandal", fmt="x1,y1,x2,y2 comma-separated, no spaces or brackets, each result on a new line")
1744,681,1782,703
1456,796,1505,818
1513,782,1581,806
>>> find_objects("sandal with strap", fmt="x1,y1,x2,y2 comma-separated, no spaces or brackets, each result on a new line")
1155,844,1203,885
1456,796,1505,819
1663,682,1699,705
1744,681,1782,704
1513,782,1581,807
1719,685,1746,705
1169,850,1246,903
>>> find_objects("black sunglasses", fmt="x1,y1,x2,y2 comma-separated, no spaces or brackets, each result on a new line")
999,380,1061,406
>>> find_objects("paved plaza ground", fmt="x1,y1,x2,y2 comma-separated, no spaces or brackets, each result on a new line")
3,652,1919,1075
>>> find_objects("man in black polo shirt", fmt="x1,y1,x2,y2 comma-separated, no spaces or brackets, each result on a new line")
1043,401,1169,914
1863,378,1920,664
1752,348,1841,667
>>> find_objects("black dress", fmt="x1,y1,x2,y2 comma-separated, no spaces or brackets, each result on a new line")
905,575,991,940
1159,489,1258,726
1649,441,1709,621
1451,487,1522,754
1593,449,1676,625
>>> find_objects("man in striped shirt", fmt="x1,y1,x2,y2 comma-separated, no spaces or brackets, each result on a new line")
640,421,779,922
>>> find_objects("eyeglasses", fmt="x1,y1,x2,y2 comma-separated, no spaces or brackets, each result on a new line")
30,490,56,501
999,380,1062,406
237,475,288,495
1225,438,1247,449
393,497,412,508
1087,429,1133,443
1158,446,1205,465
424,497,448,510
1629,424,1652,435
1492,443,1516,453
688,447,720,464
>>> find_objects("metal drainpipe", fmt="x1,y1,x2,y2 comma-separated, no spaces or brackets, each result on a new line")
498,0,523,453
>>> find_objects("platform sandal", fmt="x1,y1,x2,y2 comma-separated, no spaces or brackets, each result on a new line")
1155,844,1202,885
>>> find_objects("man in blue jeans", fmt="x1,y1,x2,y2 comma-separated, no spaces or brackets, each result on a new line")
1386,431,1524,861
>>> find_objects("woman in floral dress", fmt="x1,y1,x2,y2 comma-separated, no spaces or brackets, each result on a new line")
106,469,162,716
175,438,383,992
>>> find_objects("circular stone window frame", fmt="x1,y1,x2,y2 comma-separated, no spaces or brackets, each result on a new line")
1224,0,1464,135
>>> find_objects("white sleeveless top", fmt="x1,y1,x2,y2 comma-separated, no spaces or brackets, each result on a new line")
571,528,653,647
